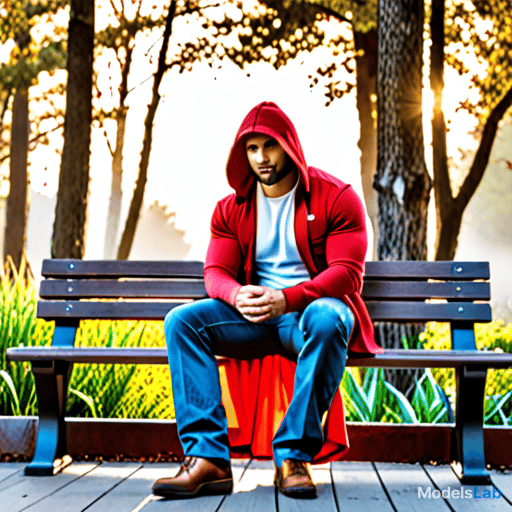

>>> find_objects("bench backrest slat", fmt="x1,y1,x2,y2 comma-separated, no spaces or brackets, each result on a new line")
39,279,489,301
41,260,489,280
36,260,492,326
37,300,492,323
364,261,489,280
39,279,208,299
37,300,184,321
42,259,204,278
361,281,490,300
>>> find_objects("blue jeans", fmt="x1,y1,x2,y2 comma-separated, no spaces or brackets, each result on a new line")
164,297,353,467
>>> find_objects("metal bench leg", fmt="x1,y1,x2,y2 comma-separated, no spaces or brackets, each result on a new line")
25,360,73,476
451,365,491,484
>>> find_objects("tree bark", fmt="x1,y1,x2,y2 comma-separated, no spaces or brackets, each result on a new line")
116,1,176,260
354,29,378,260
103,27,135,259
4,88,29,271
375,0,431,261
375,0,432,395
103,110,126,259
51,0,94,259
430,0,451,259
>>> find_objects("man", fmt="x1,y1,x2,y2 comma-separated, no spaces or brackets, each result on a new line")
152,101,382,499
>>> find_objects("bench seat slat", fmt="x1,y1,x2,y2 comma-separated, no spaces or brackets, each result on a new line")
41,259,204,279
36,300,492,322
7,347,512,369
364,261,489,280
39,280,208,299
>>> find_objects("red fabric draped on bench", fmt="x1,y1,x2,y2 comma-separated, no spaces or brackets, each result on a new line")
218,355,349,463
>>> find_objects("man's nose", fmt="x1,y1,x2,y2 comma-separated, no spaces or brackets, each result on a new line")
256,150,269,163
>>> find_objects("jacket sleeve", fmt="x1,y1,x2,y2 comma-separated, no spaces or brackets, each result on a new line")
204,201,243,306
283,186,368,312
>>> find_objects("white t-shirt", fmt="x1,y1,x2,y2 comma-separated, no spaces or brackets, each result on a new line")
255,181,310,289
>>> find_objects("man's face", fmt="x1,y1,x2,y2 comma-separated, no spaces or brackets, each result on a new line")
245,134,293,187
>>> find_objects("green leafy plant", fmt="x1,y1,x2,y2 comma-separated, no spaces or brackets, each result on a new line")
342,367,454,424
485,391,512,426
410,369,454,424
342,368,419,423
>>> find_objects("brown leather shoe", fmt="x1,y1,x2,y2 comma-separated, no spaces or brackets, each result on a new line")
274,459,316,498
152,456,233,498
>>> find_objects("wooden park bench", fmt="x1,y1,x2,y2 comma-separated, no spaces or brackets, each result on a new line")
6,259,512,484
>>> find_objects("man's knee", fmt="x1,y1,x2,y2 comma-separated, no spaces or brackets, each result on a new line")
163,302,200,348
301,298,354,343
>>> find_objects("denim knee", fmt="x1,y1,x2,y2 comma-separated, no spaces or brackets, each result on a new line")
163,303,196,350
300,298,354,346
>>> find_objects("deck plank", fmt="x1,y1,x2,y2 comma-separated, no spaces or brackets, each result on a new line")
23,462,143,512
424,465,512,511
331,461,394,512
86,462,178,512
1,461,512,511
375,462,451,511
491,470,512,503
219,459,276,512
0,464,26,483
277,463,337,512
0,462,99,512
141,459,250,512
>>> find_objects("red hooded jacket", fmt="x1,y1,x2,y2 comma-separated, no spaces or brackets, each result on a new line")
207,102,383,462
205,101,382,355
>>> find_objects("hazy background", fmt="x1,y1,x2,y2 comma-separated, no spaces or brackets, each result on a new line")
1,38,511,321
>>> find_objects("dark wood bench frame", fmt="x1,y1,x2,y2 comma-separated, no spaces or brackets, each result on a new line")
6,259,512,484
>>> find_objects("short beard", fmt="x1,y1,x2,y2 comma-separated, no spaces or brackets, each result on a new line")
254,158,295,186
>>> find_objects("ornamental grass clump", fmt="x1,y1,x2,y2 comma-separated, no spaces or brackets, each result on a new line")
0,259,174,419
68,320,174,419
0,258,52,415
341,367,453,424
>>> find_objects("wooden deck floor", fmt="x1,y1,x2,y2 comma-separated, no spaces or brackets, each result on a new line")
2,459,512,512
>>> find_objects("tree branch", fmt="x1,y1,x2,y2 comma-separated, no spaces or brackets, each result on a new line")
303,1,350,24
456,84,512,210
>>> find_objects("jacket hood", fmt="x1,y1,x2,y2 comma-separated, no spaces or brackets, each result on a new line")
226,102,310,198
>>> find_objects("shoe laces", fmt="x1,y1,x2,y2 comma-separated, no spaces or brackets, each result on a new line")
287,460,309,477
178,456,196,474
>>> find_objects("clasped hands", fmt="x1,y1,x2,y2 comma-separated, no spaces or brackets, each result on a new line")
235,285,286,323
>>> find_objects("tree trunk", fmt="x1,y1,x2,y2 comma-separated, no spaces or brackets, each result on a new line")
116,1,176,260
434,83,512,260
430,0,512,261
354,29,378,260
51,0,94,259
104,107,127,259
4,88,29,271
104,39,134,259
375,0,432,395
430,0,451,260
